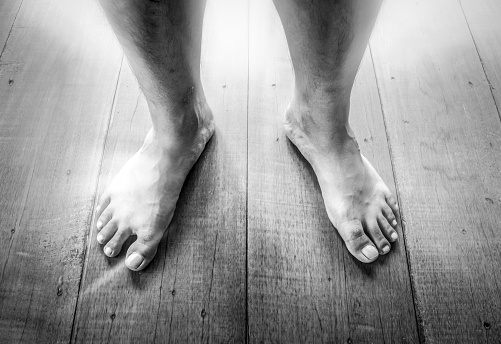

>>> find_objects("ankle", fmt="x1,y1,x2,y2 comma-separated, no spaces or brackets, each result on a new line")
149,90,214,147
285,94,355,150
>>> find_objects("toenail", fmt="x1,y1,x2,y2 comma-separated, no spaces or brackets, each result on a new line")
361,246,379,260
391,232,398,241
126,253,144,269
382,245,390,254
104,247,113,256
97,221,103,230
97,234,104,244
391,220,397,227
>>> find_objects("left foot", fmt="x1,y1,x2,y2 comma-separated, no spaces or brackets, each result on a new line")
284,98,400,263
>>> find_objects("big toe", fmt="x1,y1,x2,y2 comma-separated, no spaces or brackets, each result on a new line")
338,219,379,263
125,233,162,271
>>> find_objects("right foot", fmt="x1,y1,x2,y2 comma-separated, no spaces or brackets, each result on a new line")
95,104,214,271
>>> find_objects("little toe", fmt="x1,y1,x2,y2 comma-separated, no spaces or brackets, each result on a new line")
377,214,398,242
385,194,400,218
96,193,111,219
125,232,162,271
104,227,132,257
96,207,113,232
381,204,397,228
338,219,379,263
96,220,118,245
365,219,391,255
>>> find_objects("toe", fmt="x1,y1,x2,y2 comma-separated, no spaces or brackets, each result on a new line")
96,193,111,219
377,214,398,242
96,207,113,231
104,227,132,257
338,219,379,263
96,220,118,245
385,194,400,219
365,219,391,255
125,230,163,271
381,203,397,228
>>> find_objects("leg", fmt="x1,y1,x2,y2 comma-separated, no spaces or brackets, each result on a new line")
273,0,400,263
96,0,214,271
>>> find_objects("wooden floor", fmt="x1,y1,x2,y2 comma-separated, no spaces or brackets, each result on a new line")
1,0,501,342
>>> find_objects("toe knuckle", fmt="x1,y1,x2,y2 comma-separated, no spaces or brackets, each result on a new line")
370,228,384,240
116,229,129,240
347,227,365,242
140,230,158,244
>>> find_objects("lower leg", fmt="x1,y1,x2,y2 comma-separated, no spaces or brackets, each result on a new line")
273,0,400,262
96,0,214,271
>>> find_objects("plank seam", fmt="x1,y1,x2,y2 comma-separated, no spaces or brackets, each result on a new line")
166,257,179,344
0,0,24,61
368,44,425,344
68,55,124,344
341,253,351,340
202,231,218,343
245,0,250,342
153,229,171,344
459,0,501,123
0,0,28,284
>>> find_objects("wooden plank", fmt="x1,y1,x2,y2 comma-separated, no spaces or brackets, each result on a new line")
0,0,122,342
370,0,501,342
460,0,501,117
0,0,22,56
247,0,419,343
71,0,248,343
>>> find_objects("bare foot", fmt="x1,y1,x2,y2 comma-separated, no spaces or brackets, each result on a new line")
95,106,214,271
284,100,400,263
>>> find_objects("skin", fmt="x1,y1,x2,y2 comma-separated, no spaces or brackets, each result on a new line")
96,0,400,271
96,0,214,271
274,0,400,262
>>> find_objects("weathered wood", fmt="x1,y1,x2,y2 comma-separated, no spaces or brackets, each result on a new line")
71,0,248,343
0,0,122,343
247,0,419,343
460,0,501,117
0,0,22,56
370,0,501,342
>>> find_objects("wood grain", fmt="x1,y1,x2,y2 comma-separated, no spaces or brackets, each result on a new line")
71,0,248,343
1,0,501,342
370,0,501,342
246,0,419,342
0,0,122,343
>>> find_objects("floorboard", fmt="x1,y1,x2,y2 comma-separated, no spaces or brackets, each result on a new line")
0,0,22,56
1,0,501,343
0,0,122,342
71,0,248,343
247,1,419,343
370,0,501,342
460,0,501,118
